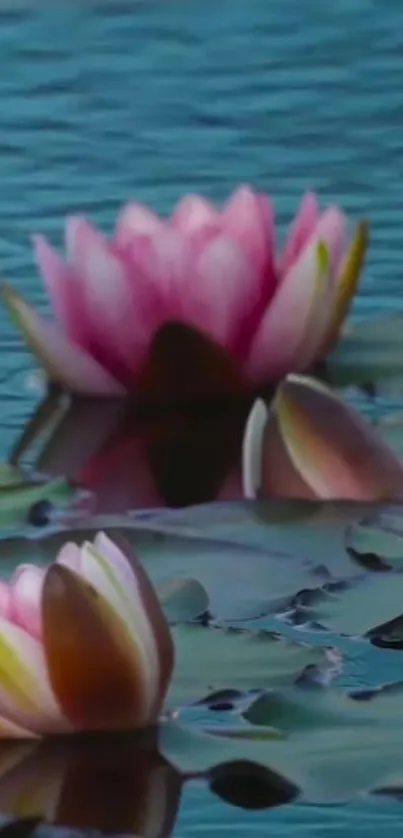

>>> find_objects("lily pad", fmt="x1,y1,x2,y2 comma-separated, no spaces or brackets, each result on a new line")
4,500,403,627
160,682,403,804
158,578,210,623
290,573,403,638
168,625,333,708
0,465,78,532
346,510,403,570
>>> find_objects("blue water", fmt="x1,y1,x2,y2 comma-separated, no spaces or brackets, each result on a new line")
2,0,403,835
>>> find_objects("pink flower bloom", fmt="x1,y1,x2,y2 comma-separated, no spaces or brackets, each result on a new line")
0,532,174,738
1,188,368,398
243,375,403,502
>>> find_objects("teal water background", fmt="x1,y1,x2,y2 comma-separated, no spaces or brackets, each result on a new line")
1,0,403,835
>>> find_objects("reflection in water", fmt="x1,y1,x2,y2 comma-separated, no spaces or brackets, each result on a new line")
0,733,182,837
7,323,274,512
0,734,297,836
10,390,250,513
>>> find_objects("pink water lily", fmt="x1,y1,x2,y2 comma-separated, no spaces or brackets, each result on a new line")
243,374,403,502
1,189,368,397
0,532,174,738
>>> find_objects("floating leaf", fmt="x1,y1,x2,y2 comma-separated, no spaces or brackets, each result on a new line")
158,578,210,623
168,625,331,708
161,683,403,804
0,468,78,532
4,500,403,621
346,510,403,570
294,573,403,638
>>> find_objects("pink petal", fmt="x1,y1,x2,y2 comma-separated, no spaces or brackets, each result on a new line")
1,285,125,396
171,195,218,236
65,218,164,380
280,192,321,274
9,566,45,640
33,236,87,345
295,209,349,369
193,236,261,350
222,186,276,276
114,203,162,247
315,206,349,275
245,236,332,382
0,618,68,735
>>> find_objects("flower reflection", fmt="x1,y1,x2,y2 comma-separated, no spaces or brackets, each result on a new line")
0,733,182,837
10,382,249,512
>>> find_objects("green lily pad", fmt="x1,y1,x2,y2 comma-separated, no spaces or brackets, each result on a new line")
346,510,403,570
3,500,403,630
293,573,403,638
158,577,210,622
160,682,403,804
167,625,332,708
0,465,78,531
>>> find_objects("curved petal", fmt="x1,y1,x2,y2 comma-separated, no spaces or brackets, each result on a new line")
41,562,171,730
245,239,332,382
194,236,261,349
0,617,67,735
72,540,159,713
95,533,174,717
171,195,218,236
280,192,321,274
76,532,173,717
33,236,87,345
9,566,45,640
242,398,316,500
222,186,276,276
321,221,369,353
56,542,82,574
64,218,156,377
273,375,403,501
1,285,125,396
114,203,162,246
242,399,268,499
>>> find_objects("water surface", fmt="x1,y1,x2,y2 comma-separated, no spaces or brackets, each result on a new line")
1,1,403,835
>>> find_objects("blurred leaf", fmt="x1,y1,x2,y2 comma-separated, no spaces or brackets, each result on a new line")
0,468,78,532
